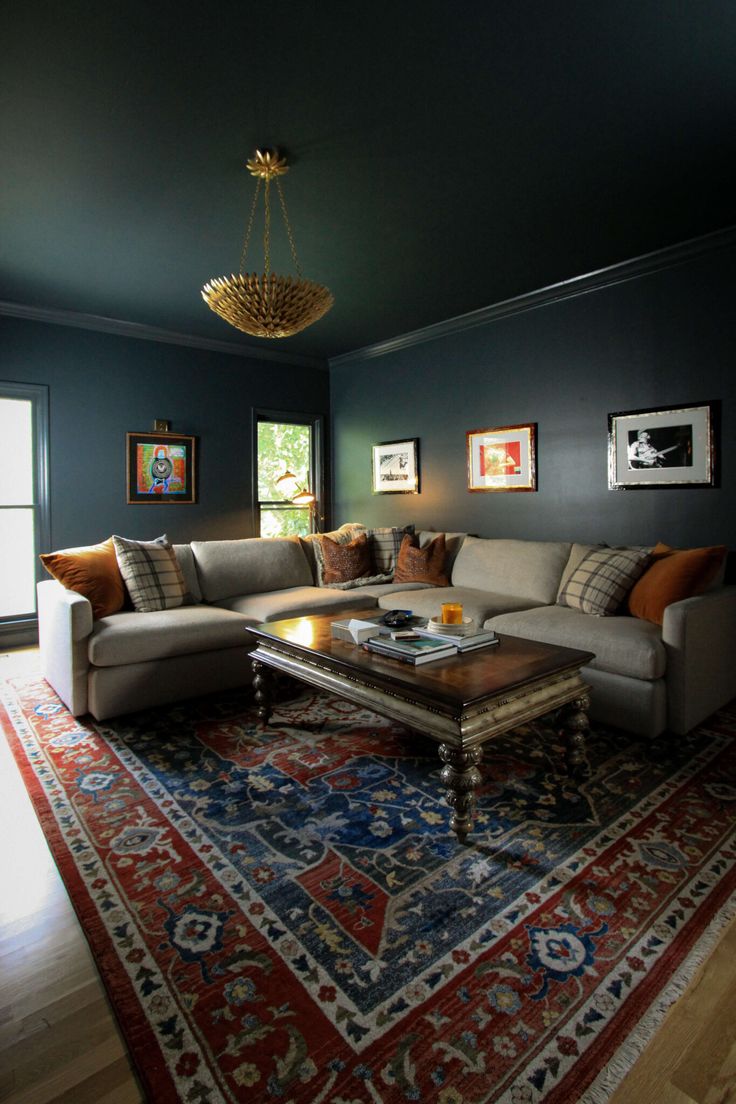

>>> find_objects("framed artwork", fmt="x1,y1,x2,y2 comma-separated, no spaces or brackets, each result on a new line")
126,432,198,504
466,423,537,492
371,438,420,494
608,402,716,489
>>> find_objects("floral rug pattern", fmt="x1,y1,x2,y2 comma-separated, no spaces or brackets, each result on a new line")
1,675,735,1104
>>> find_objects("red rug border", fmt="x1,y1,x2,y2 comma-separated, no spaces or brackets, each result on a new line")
0,697,179,1104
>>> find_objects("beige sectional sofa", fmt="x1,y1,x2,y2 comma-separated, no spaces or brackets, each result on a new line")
36,527,736,739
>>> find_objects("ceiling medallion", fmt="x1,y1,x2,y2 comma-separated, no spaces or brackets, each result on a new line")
202,149,334,339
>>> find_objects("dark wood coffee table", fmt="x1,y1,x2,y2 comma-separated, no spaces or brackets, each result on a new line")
247,609,594,843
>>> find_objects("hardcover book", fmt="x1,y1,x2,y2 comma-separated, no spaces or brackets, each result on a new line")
364,636,456,665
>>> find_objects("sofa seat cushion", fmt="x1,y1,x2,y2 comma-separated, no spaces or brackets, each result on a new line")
89,605,249,667
451,537,572,605
484,605,666,681
351,581,436,599
378,586,546,627
214,586,379,622
191,537,312,601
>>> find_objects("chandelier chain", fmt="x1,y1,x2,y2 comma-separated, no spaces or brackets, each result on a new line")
276,179,303,278
238,178,262,274
263,180,272,277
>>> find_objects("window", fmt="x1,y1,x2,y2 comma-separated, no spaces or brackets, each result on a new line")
0,383,50,643
254,411,323,537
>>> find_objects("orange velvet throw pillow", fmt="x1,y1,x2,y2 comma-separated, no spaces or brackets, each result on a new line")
627,541,727,624
393,533,449,586
321,532,372,585
40,537,125,619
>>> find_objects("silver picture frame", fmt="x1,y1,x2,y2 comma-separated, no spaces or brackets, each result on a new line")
608,402,716,489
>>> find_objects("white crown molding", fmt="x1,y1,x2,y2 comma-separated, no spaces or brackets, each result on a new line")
0,301,327,370
329,225,736,368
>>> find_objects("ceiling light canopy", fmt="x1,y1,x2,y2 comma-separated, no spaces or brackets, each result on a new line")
202,149,334,339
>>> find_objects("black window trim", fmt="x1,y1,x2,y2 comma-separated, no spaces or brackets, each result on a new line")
252,408,325,537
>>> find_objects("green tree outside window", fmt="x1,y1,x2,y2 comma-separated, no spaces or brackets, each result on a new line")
257,421,314,537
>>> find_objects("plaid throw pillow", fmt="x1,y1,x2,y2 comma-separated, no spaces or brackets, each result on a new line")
113,534,186,613
558,547,650,616
366,525,415,576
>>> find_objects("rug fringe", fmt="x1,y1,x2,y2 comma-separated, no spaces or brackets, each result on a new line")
579,890,736,1103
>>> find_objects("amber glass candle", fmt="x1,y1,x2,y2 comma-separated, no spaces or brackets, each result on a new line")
441,602,463,624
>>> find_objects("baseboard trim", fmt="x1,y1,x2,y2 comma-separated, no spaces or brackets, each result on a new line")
329,224,736,367
0,620,39,649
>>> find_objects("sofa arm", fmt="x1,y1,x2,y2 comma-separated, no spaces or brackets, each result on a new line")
661,585,736,734
36,579,93,716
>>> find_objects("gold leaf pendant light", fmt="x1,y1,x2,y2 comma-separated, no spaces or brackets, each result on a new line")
202,149,334,339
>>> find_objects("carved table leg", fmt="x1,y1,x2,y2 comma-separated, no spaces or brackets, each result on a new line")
438,744,484,843
252,660,273,725
558,695,591,779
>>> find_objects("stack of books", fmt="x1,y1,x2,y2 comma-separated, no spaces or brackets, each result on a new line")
363,634,457,666
416,625,499,652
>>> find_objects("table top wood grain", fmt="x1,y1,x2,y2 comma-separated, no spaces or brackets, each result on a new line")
247,608,594,714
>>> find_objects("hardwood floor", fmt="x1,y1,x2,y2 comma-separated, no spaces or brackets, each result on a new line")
0,647,733,1103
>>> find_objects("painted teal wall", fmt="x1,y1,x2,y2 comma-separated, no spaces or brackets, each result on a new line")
0,317,330,551
330,246,736,551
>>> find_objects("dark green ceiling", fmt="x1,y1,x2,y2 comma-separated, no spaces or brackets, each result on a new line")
3,1,736,360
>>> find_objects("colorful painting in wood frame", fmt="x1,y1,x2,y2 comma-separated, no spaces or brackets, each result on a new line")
126,432,197,504
466,423,537,492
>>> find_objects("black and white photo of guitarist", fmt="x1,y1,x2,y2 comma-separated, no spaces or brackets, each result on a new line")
627,428,692,469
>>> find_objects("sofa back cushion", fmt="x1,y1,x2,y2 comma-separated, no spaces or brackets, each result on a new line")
417,531,467,575
172,544,203,603
451,536,572,605
191,537,312,602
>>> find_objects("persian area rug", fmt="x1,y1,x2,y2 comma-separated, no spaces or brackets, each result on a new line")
1,676,735,1104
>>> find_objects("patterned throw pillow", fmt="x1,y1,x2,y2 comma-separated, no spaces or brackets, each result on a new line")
394,533,449,585
557,547,650,616
112,534,187,613
321,533,372,585
365,525,415,576
309,524,366,586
